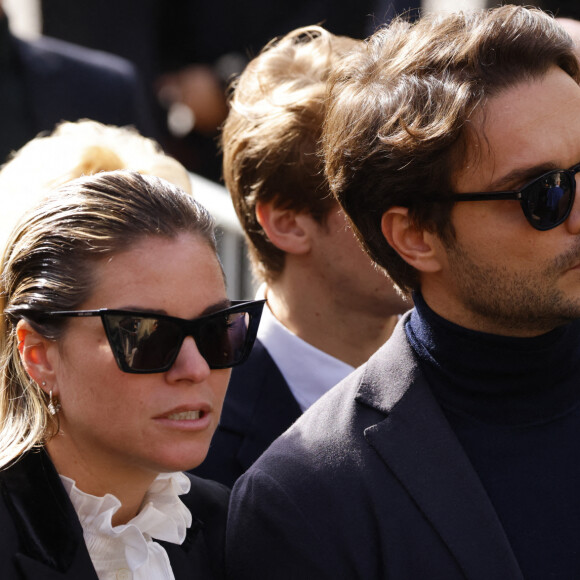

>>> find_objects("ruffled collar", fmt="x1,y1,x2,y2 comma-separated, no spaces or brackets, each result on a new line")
60,472,192,579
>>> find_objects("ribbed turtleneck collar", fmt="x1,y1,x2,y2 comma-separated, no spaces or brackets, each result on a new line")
405,292,580,425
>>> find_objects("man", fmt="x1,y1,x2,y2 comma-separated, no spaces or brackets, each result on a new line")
193,26,408,487
227,6,580,579
0,4,153,164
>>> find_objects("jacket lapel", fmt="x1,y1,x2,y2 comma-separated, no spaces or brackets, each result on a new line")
358,316,524,580
0,449,98,579
14,552,98,580
225,340,302,470
159,518,204,580
160,475,227,580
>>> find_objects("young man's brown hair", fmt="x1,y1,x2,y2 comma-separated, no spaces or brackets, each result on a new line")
222,26,360,282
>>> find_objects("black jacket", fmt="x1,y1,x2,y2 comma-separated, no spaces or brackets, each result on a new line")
193,339,302,487
13,34,154,136
0,449,228,579
227,313,524,579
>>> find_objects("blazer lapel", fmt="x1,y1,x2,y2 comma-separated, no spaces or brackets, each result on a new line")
358,317,524,580
160,478,227,580
14,552,98,580
225,340,302,470
0,450,98,579
160,518,205,580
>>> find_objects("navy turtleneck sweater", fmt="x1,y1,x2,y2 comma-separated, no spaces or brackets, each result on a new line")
406,293,580,580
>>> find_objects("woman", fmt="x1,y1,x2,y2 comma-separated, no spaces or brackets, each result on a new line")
0,170,264,579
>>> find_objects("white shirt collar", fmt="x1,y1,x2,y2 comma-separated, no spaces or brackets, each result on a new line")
257,284,354,411
61,472,192,580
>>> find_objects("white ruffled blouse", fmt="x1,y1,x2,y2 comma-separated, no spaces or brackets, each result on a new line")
60,472,192,580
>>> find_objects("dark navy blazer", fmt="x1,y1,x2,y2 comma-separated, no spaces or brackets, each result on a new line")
0,449,229,579
12,33,154,142
227,314,525,580
193,339,302,488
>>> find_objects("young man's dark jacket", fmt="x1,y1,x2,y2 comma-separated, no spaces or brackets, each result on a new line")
194,339,302,487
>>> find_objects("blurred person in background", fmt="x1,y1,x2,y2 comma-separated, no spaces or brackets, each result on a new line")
0,2,153,166
40,0,420,182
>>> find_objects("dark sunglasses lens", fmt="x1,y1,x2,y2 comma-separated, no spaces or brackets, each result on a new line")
524,171,573,230
196,310,250,369
106,314,181,371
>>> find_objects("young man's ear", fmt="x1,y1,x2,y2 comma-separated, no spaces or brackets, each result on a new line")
16,320,57,393
381,207,445,273
256,201,314,255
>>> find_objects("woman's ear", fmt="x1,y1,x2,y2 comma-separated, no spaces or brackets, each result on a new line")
381,207,445,273
16,320,57,392
256,201,313,255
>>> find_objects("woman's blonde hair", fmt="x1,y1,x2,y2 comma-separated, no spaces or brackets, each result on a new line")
0,170,218,468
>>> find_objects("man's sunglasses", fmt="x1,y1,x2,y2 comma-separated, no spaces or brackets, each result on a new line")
41,300,266,374
430,163,580,231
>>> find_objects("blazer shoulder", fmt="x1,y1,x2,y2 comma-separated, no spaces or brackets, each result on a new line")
16,35,138,80
180,473,229,539
0,450,97,578
13,33,155,137
0,489,24,579
222,340,301,412
166,474,229,579
192,339,302,486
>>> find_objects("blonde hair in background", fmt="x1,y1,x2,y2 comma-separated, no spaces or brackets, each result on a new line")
0,120,192,251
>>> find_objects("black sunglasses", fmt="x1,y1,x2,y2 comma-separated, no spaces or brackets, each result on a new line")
42,300,266,374
430,163,580,231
